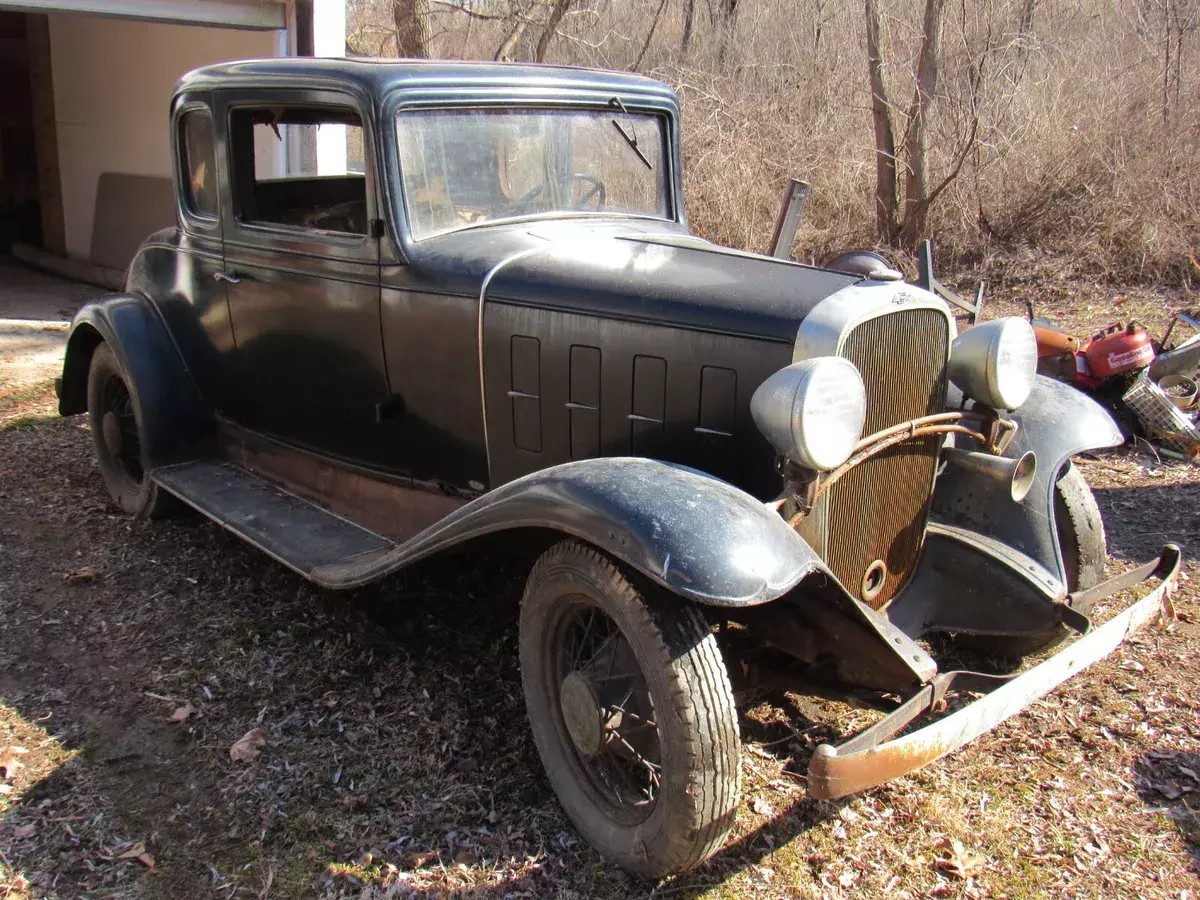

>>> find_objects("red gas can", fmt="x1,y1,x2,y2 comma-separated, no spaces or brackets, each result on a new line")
1083,322,1155,379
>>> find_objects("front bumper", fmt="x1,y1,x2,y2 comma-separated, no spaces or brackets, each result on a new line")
807,544,1181,799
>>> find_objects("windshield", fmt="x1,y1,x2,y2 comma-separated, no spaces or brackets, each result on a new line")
396,107,670,240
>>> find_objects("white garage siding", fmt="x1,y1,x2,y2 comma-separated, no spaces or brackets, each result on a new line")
47,14,281,266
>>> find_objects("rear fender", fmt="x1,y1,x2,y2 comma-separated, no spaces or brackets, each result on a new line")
321,457,826,606
931,376,1121,586
59,294,212,467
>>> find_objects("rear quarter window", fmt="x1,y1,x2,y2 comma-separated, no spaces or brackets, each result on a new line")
180,110,218,218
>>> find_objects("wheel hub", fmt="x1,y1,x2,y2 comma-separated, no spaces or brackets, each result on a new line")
101,411,124,457
560,670,605,756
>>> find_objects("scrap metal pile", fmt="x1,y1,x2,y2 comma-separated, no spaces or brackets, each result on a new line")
895,238,1199,462
1031,310,1200,460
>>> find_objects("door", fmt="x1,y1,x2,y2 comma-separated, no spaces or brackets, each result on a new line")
215,90,391,465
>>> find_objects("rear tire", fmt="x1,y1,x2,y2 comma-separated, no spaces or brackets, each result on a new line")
961,462,1107,658
86,343,176,518
519,540,740,878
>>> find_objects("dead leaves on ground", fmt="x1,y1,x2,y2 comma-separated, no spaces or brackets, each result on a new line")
62,566,98,584
0,745,28,780
935,838,985,881
750,796,775,817
167,703,194,724
116,841,155,869
229,727,266,763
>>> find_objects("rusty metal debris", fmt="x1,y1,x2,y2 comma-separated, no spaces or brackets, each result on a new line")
807,544,1181,800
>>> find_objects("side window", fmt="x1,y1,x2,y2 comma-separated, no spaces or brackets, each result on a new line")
228,106,367,236
180,111,218,218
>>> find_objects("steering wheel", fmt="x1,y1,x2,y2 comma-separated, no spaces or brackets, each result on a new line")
517,173,607,212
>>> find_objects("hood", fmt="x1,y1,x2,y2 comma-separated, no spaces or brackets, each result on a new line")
410,222,861,344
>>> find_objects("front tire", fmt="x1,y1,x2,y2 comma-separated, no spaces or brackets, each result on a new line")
86,343,175,518
519,540,740,878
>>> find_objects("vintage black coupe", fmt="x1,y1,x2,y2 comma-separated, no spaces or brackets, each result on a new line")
58,58,1178,877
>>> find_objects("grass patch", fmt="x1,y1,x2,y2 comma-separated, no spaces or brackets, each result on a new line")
0,379,59,431
0,414,55,432
0,379,55,412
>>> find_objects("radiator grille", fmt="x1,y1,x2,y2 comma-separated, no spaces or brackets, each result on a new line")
821,307,949,609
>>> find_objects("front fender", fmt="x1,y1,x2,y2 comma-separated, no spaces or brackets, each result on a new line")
320,457,826,605
931,375,1121,585
59,294,212,467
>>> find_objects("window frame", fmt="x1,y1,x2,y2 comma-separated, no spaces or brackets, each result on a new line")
383,91,684,252
220,91,378,254
173,99,221,235
394,105,673,243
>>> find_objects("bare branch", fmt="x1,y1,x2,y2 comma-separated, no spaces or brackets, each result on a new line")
535,0,573,62
633,0,669,71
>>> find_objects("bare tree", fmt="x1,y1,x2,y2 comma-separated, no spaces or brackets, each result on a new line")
681,0,696,54
634,0,669,70
864,0,968,248
1018,0,1036,42
393,0,431,58
494,1,531,61
899,0,946,246
534,0,572,62
865,0,898,241
717,0,739,63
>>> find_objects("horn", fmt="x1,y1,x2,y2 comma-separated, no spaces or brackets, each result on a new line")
944,448,1037,503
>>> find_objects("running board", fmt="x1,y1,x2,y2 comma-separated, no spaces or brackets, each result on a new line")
152,460,398,585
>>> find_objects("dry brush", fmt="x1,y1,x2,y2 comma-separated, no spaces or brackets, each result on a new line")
349,0,1200,284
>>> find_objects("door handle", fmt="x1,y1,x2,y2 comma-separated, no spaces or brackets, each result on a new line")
214,270,243,285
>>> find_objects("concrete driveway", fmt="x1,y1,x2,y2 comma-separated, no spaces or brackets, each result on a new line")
0,257,97,394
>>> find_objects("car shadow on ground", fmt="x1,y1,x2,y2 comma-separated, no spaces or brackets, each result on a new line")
1134,749,1200,875
8,421,1194,896
0,424,846,897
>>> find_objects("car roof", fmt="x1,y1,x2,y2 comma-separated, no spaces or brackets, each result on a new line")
176,57,678,105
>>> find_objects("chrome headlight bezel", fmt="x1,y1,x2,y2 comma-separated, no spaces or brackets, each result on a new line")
750,357,868,471
947,317,1038,410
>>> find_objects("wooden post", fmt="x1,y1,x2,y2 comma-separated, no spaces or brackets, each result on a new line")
25,13,65,256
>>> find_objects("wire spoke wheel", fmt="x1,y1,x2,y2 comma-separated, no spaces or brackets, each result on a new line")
86,343,176,518
520,540,740,878
99,374,144,484
554,600,662,816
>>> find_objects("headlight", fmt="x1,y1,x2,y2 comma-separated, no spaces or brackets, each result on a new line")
947,317,1038,410
750,357,867,470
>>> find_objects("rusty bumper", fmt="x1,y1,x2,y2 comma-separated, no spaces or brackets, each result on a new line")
807,544,1181,800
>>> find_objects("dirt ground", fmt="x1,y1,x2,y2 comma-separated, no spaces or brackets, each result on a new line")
0,261,1197,898
0,259,93,432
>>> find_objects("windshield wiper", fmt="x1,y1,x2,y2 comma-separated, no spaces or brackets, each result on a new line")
609,96,653,171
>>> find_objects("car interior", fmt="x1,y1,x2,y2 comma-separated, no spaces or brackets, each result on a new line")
228,105,369,236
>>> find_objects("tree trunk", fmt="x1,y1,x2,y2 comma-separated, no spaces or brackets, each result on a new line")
1018,0,1036,42
634,0,669,70
717,0,738,64
534,0,572,63
865,0,898,242
495,21,527,61
1015,0,1035,69
393,0,431,59
1163,2,1172,122
681,0,695,55
899,0,944,248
